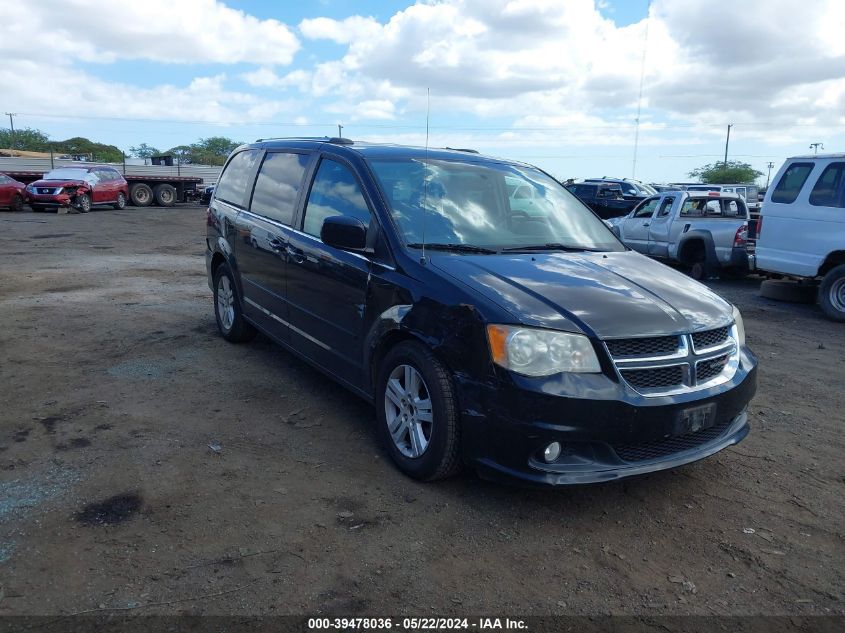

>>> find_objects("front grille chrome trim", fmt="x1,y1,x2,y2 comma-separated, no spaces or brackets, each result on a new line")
604,323,740,397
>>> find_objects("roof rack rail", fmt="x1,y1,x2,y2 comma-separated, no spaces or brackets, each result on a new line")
444,147,479,153
327,137,354,145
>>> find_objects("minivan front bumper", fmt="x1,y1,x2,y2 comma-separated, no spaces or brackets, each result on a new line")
458,350,757,486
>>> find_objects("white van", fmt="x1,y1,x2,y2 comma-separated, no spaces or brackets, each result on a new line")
753,154,845,321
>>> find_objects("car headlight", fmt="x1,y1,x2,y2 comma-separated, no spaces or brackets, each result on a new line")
26,184,34,192
486,325,601,376
732,306,746,347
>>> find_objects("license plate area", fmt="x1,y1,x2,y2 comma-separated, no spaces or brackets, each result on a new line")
674,403,716,435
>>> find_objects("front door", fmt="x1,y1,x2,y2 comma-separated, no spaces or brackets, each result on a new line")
647,195,676,257
285,156,374,389
622,196,659,253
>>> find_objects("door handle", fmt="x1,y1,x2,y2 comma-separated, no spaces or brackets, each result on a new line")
268,237,286,251
643,222,650,227
286,244,306,264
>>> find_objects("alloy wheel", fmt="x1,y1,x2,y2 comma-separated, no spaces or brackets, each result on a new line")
384,364,433,458
216,275,235,332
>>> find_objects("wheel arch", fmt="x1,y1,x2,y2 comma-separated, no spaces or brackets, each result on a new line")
819,250,845,277
677,231,715,265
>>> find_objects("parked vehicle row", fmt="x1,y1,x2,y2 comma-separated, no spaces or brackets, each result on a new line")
565,182,640,219
206,137,756,486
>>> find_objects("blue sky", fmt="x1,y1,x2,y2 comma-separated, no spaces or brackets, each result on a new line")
2,0,843,184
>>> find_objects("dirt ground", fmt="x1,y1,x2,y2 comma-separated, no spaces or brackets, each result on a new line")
0,206,842,617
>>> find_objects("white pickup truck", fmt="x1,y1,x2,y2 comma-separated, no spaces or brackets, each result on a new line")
613,191,749,279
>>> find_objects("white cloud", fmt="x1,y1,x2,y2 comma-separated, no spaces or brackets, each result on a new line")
299,15,382,44
297,0,845,139
0,0,300,65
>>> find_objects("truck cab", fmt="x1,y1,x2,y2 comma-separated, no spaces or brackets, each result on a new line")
616,191,749,279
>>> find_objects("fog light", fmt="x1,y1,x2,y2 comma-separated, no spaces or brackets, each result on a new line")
543,441,562,463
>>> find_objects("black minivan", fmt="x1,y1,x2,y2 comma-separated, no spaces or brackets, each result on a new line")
206,138,757,486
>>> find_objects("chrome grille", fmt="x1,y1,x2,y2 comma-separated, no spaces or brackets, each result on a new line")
696,353,731,383
605,324,738,396
691,326,729,351
605,335,679,358
620,365,684,390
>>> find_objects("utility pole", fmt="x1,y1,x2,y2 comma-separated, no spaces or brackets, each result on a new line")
724,124,732,168
765,161,775,188
5,112,17,150
809,142,824,155
337,124,343,138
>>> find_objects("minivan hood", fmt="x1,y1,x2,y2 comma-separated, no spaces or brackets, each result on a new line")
430,250,732,338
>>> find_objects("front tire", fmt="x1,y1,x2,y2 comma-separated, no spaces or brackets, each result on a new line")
213,263,256,343
10,194,23,212
76,193,91,213
819,264,845,322
113,192,126,210
376,341,461,481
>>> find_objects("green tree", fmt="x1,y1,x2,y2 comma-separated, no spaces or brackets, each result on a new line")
0,127,52,151
53,137,124,163
165,137,241,166
688,161,763,184
129,142,161,158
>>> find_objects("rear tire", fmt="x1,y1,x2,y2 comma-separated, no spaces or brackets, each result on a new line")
376,341,462,481
213,263,256,343
10,194,23,212
153,184,177,207
760,279,817,303
818,265,845,322
130,183,153,207
113,192,126,210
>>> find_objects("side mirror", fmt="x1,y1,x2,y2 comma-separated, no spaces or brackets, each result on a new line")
321,215,368,251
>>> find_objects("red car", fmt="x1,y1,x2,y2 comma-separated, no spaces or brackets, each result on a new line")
26,165,129,212
0,172,27,212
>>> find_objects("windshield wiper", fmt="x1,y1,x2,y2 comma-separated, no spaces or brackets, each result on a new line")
503,243,602,252
406,243,498,254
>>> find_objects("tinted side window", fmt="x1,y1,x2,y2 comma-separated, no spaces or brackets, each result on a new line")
109,169,122,181
809,162,845,208
657,197,674,216
302,159,371,238
250,152,309,225
216,150,260,207
0,175,10,184
634,197,658,218
771,162,814,204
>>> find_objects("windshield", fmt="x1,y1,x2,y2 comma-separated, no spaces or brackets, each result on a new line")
42,168,93,181
369,158,624,252
635,182,658,195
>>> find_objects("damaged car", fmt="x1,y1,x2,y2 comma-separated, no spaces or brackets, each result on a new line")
206,138,757,486
26,166,129,213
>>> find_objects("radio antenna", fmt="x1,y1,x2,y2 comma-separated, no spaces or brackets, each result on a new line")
420,88,430,265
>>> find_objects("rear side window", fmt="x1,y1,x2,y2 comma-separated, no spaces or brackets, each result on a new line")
250,152,309,225
302,159,371,238
809,162,845,208
657,197,674,217
0,175,10,184
215,150,260,207
771,162,814,204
